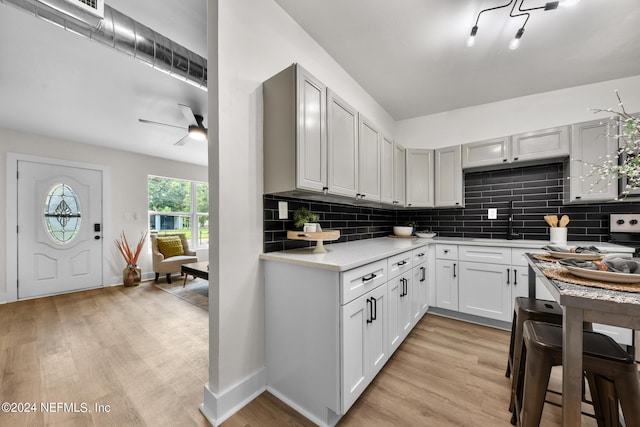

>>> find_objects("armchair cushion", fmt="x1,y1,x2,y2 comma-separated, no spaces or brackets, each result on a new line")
156,235,184,258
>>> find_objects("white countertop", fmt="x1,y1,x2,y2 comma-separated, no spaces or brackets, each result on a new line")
259,236,634,272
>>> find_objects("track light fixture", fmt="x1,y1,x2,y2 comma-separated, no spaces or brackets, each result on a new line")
467,0,576,50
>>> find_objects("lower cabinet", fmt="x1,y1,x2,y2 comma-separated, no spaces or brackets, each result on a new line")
265,246,429,426
435,259,458,310
458,262,526,322
341,282,388,412
388,271,413,353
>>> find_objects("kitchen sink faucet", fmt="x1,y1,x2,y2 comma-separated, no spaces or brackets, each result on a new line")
507,200,520,240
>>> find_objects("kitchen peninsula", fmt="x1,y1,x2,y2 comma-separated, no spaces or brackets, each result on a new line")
260,237,633,426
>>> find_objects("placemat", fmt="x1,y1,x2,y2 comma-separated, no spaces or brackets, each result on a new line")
533,253,558,263
543,268,640,293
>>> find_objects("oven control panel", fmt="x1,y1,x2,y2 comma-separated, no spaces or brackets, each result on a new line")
610,214,640,233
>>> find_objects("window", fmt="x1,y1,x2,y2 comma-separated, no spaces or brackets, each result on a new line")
148,175,209,249
44,183,82,244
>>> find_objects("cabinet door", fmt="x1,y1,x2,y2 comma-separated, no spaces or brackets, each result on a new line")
435,145,463,207
566,119,619,203
458,262,511,322
406,149,434,208
412,264,428,321
393,142,406,206
327,90,358,197
367,283,388,379
341,292,369,411
435,259,458,310
358,115,381,201
511,126,569,163
296,67,327,192
462,137,511,169
380,135,394,204
387,274,402,352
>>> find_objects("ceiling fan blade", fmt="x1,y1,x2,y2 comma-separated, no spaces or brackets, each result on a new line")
138,118,186,130
174,134,190,146
178,103,198,125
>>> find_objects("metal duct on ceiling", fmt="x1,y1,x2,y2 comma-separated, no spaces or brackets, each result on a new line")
0,0,207,90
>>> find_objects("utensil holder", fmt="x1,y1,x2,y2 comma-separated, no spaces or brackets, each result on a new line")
550,227,567,245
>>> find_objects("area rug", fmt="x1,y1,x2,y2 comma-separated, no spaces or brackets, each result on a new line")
154,277,209,311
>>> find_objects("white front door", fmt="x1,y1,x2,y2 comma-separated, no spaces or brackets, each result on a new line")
17,161,103,299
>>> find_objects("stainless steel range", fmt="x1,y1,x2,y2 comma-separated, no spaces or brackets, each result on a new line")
609,213,640,256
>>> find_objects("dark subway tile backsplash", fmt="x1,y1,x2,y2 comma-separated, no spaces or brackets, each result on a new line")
263,162,640,252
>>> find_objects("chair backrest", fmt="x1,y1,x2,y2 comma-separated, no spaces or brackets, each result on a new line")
151,233,190,258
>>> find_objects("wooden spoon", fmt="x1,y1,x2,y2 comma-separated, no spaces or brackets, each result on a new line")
560,215,570,228
544,215,558,227
544,215,554,227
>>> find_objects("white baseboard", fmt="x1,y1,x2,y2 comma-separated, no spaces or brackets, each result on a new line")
200,367,266,426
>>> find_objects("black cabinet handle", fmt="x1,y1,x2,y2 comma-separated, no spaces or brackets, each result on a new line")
514,157,519,161
362,273,377,282
514,269,518,286
372,296,377,321
506,268,510,285
417,253,425,258
398,260,407,266
420,266,426,282
400,278,407,297
453,263,457,278
366,298,373,324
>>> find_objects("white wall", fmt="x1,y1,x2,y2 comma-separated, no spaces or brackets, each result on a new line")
0,127,208,303
202,0,396,422
396,75,640,149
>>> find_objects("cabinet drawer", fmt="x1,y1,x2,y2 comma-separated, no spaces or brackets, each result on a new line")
341,259,387,305
511,248,547,267
459,245,511,265
435,244,458,260
412,246,428,266
388,251,413,279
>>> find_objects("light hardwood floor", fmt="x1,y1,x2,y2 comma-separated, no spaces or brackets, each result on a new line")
0,283,597,426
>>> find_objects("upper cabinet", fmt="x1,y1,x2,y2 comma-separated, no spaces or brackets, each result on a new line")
263,64,327,194
327,90,358,198
462,126,570,170
380,135,395,205
435,146,464,208
358,115,381,201
564,119,619,203
393,143,406,206
406,149,434,208
462,136,511,169
511,126,570,163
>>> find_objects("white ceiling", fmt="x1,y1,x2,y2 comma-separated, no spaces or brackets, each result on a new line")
1,1,639,166
275,0,640,120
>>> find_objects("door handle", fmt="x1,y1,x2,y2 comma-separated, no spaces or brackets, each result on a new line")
507,268,510,285
514,269,518,286
372,296,377,321
420,266,426,282
366,298,373,324
453,263,457,278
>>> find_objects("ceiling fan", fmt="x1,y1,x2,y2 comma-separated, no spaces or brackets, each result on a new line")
138,104,208,146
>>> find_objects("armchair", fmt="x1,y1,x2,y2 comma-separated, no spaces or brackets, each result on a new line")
150,233,198,284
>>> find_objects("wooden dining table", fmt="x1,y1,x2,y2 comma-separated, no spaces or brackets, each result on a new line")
525,253,640,426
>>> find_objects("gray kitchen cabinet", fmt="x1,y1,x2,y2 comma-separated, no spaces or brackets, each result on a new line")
263,64,327,194
341,282,389,412
434,244,458,310
406,148,434,208
511,125,570,163
393,142,406,206
358,115,381,201
387,271,413,353
327,89,358,198
380,135,394,204
434,145,464,208
411,247,429,322
564,118,619,203
461,136,511,169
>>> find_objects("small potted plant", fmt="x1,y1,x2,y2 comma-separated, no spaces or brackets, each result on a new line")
293,207,320,232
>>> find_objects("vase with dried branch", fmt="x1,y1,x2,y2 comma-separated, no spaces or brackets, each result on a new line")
586,90,640,199
115,230,147,287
